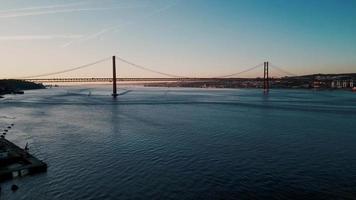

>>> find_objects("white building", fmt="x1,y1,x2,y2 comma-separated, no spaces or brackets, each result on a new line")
331,79,354,89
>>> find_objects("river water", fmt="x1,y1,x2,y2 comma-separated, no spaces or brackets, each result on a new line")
1,86,356,199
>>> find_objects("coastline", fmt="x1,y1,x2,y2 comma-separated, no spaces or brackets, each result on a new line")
0,79,45,98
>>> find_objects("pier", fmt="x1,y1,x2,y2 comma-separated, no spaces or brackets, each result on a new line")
0,138,47,182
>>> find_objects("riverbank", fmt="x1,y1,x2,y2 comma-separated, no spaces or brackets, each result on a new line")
0,80,45,98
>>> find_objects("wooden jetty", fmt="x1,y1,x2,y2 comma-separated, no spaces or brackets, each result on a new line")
0,138,47,182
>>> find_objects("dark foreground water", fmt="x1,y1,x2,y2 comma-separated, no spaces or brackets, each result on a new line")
1,86,356,200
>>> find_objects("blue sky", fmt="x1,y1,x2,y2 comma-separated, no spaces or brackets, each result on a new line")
1,0,355,78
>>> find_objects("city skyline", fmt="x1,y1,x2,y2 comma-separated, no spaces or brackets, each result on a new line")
1,0,356,78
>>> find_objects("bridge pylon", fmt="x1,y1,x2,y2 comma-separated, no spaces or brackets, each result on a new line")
263,61,269,93
112,56,118,98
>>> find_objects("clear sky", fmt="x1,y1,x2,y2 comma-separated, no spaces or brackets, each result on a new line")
1,0,355,78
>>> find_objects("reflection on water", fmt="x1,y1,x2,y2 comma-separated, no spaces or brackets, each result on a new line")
1,86,356,199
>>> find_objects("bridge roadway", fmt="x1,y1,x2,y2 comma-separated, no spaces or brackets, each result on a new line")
23,77,265,83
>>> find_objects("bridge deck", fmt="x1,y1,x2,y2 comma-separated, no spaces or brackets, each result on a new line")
23,77,267,83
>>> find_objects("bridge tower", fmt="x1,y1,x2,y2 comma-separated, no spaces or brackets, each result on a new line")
263,61,269,92
112,56,118,97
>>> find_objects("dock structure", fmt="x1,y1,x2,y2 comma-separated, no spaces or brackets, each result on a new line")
0,138,47,182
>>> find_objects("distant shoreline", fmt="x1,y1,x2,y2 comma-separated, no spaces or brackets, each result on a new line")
0,79,45,98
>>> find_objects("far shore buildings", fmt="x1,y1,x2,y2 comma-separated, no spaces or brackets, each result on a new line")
330,77,354,89
312,75,354,89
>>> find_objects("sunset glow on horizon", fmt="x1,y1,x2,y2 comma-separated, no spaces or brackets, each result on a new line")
1,0,356,79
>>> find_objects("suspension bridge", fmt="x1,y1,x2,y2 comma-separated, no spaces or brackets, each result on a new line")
11,55,297,97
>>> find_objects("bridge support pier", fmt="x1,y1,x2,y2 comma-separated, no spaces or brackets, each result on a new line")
263,61,269,93
112,56,118,98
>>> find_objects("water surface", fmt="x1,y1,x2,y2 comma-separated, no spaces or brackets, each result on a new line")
1,86,356,199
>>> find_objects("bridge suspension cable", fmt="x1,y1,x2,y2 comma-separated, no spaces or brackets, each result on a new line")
15,57,111,79
269,63,298,77
211,63,264,78
115,55,265,79
12,55,293,80
115,56,188,78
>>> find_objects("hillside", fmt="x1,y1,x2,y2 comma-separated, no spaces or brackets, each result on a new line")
0,79,45,96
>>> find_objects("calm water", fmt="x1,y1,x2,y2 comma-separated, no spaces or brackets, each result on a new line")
1,86,356,199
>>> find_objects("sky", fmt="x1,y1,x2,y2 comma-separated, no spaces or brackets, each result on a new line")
0,0,356,78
